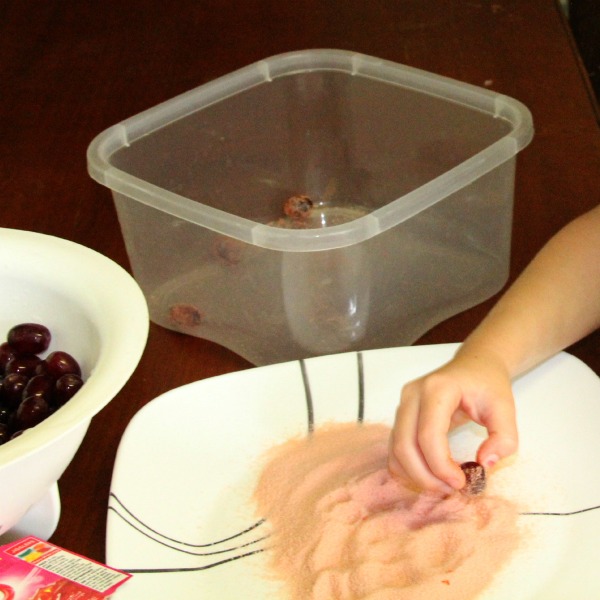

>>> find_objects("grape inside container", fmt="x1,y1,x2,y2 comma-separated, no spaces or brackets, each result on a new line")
87,49,533,366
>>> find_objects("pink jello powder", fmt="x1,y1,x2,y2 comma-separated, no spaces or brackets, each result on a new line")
254,422,520,600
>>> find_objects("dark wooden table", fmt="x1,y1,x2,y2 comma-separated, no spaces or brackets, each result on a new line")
2,0,599,564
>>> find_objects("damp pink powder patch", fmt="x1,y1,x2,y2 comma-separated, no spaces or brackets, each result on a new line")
254,422,520,599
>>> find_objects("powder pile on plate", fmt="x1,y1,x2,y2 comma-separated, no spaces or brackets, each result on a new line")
254,422,520,600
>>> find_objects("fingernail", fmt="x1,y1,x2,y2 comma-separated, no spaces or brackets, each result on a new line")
483,454,499,469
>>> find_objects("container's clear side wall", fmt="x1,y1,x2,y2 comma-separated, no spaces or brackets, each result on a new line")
111,158,515,365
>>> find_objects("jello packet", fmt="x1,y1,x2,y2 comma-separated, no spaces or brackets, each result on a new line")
0,536,131,599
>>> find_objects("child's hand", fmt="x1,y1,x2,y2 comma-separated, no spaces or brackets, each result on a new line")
388,348,519,493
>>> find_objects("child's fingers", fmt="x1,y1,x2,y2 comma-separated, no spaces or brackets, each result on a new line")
389,381,461,493
476,399,519,469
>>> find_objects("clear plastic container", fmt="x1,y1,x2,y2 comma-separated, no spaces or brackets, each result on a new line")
87,49,533,365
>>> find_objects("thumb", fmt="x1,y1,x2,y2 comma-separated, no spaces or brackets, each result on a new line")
476,402,518,470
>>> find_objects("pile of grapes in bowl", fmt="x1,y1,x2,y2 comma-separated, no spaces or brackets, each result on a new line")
0,228,149,538
1,323,86,444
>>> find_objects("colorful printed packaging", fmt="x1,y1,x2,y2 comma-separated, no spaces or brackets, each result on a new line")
0,537,131,599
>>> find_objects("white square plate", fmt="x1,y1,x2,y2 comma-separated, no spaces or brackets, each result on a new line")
107,344,600,599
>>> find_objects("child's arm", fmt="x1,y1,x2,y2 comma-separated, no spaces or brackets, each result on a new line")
388,204,600,493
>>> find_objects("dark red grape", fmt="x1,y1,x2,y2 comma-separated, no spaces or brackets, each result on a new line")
0,342,16,375
5,354,42,377
15,396,50,429
23,374,54,403
54,373,83,407
0,423,9,445
0,404,10,425
7,323,51,355
460,461,486,496
0,322,86,446
37,351,81,378
1,373,29,409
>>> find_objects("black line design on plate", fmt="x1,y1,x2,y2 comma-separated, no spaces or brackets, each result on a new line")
107,492,269,574
108,504,268,558
122,547,266,574
357,351,365,423
520,504,600,516
109,493,266,547
299,359,315,434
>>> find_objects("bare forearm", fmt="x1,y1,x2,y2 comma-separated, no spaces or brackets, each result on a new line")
459,205,600,377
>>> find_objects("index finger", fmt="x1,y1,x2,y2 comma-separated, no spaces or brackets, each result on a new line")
389,381,461,492
415,380,467,489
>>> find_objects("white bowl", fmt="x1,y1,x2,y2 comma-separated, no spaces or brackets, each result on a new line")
0,228,149,536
